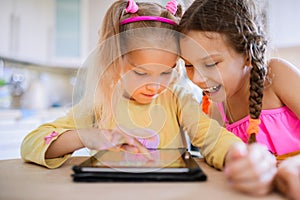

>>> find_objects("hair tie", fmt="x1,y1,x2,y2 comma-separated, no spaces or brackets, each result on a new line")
166,0,178,15
125,0,139,14
202,93,210,114
247,118,260,135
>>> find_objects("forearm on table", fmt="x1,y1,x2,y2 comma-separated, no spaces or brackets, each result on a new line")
45,130,84,159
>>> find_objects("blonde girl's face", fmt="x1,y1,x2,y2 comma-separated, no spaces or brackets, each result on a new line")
180,31,250,102
121,49,178,104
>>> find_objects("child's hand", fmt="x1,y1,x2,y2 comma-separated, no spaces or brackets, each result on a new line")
119,127,160,149
77,128,153,160
274,155,300,200
224,142,277,196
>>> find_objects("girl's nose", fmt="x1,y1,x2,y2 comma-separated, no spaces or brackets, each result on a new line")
193,70,207,83
146,83,160,92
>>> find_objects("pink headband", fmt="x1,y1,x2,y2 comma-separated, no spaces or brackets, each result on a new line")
120,16,177,26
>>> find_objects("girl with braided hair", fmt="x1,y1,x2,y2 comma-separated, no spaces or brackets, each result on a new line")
179,0,300,198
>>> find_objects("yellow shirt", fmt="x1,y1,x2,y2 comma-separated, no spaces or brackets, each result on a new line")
21,83,241,169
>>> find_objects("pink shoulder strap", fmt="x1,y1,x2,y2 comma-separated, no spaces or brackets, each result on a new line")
217,102,229,124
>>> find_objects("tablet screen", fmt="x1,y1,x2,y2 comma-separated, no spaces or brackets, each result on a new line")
79,149,189,173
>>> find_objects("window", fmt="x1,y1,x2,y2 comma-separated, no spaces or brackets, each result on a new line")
55,0,81,58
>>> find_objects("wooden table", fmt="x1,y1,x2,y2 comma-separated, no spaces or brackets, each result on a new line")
0,157,286,200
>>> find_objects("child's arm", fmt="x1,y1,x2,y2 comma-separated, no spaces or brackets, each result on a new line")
274,155,300,200
224,143,277,196
174,84,242,169
270,58,300,118
45,128,153,159
20,113,81,168
45,130,84,159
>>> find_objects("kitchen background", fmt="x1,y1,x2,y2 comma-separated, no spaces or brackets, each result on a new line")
0,0,299,160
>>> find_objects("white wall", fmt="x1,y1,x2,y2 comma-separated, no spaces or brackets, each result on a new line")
85,0,115,53
1,0,299,67
0,0,54,62
267,0,300,48
267,0,300,68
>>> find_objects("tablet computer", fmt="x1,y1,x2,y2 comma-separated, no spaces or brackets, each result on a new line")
72,148,207,182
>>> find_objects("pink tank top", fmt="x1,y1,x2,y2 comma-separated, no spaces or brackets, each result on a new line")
217,103,300,155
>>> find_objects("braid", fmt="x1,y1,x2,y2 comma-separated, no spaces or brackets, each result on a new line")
247,36,267,143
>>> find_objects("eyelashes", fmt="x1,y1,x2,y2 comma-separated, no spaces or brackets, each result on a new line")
133,71,147,76
205,63,218,67
185,63,218,68
161,70,173,75
185,64,193,68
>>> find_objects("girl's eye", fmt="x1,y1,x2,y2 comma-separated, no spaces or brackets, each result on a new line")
161,70,173,75
185,64,194,68
133,70,147,76
205,63,218,67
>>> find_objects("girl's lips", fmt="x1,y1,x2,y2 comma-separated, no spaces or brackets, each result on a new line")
202,84,221,95
142,93,157,98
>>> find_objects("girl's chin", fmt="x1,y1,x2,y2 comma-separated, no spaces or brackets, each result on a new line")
134,99,153,105
205,90,226,103
130,95,155,104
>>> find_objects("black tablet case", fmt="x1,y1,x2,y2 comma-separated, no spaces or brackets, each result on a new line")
72,149,207,182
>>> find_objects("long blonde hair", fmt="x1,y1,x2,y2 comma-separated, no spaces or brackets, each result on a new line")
74,0,182,129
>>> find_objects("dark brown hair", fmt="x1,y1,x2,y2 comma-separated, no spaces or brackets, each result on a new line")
179,0,268,143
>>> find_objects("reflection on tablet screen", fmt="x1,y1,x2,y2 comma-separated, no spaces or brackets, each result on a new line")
82,149,188,173
97,149,184,168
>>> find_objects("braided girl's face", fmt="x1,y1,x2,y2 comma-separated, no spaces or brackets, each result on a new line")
180,31,250,102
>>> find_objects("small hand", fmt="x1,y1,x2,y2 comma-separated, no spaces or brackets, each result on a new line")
118,126,160,149
77,128,153,160
274,155,300,200
224,142,277,196
110,128,154,160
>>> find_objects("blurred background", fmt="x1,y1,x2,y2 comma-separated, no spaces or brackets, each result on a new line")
0,0,299,159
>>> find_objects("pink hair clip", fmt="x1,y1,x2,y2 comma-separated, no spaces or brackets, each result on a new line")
166,0,178,15
44,131,58,144
125,0,139,14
